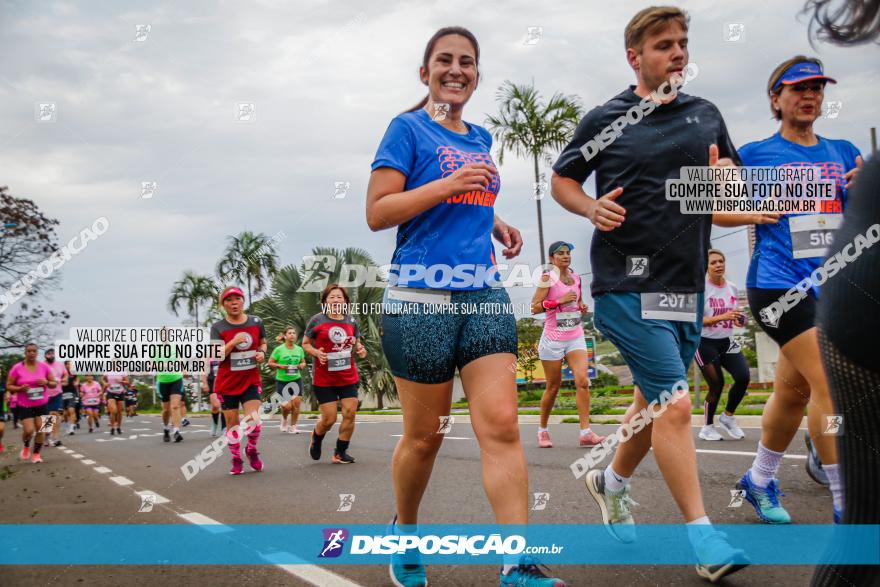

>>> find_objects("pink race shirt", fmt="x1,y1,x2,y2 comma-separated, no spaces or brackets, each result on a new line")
46,361,68,398
80,381,103,407
104,372,127,394
9,361,53,408
541,272,585,342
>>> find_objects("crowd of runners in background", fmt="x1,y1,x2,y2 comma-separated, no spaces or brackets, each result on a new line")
3,1,878,586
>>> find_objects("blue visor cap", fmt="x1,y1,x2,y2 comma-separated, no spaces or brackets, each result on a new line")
548,241,575,256
772,61,837,90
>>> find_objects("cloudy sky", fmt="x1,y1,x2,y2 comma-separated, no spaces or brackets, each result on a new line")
1,0,877,337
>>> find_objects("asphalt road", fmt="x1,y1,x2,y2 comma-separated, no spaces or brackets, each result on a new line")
0,414,830,586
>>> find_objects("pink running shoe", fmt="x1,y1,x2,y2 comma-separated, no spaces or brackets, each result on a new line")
579,430,606,447
229,457,244,475
538,430,553,448
31,453,43,464
20,446,31,460
245,446,264,472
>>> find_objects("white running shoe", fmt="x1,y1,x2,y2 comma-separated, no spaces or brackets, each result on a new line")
280,420,288,433
699,425,723,441
289,425,298,434
718,413,745,439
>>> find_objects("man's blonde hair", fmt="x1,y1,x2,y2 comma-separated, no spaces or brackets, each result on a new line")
625,6,690,52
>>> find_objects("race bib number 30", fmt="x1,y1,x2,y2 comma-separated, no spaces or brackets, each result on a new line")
641,292,698,322
230,350,257,371
27,387,45,401
789,214,842,259
327,350,352,372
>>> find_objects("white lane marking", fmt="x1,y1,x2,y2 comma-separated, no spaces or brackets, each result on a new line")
132,428,151,431
94,467,112,474
62,449,74,454
275,563,364,587
129,435,138,439
177,512,234,533
694,448,807,460
390,434,470,440
139,420,151,424
135,490,170,504
71,453,83,458
81,459,96,465
110,476,133,486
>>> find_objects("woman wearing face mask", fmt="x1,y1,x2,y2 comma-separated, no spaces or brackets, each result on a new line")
367,26,564,587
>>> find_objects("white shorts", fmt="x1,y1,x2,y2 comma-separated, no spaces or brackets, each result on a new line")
538,333,587,361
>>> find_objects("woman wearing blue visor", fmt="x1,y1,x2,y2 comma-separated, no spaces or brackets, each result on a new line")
715,56,863,525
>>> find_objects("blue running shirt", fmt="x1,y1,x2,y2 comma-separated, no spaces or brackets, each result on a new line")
371,108,500,290
740,132,860,291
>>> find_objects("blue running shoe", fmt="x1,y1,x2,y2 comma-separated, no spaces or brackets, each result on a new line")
387,515,426,587
833,506,842,524
499,556,566,586
692,530,751,583
804,432,830,487
736,471,791,524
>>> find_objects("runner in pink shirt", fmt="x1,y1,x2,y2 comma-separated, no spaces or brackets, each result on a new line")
531,241,606,449
6,343,57,463
79,374,103,433
102,371,129,436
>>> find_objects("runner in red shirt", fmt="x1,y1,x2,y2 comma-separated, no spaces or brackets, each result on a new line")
302,284,367,464
210,286,268,475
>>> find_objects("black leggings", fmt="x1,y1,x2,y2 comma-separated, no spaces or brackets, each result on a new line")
695,337,750,424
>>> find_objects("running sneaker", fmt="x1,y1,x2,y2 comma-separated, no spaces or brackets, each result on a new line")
804,432,830,487
584,469,637,543
95,419,99,428
88,427,93,433
110,428,116,436
173,431,183,443
309,432,322,460
698,425,723,441
717,414,745,440
245,446,264,472
210,422,219,437
499,555,566,586
31,453,43,464
333,451,355,464
289,425,298,434
182,418,190,427
116,427,122,435
388,515,427,587
280,420,288,433
579,430,606,447
693,530,750,583
538,430,552,448
735,471,791,524
833,507,842,524
53,440,63,447
230,457,244,475
20,446,30,460
163,429,170,442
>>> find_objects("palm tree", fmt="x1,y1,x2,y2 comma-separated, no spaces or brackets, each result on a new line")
168,271,219,326
215,231,280,305
251,246,397,410
485,81,583,265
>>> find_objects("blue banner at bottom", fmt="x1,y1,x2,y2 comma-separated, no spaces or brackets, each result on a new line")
0,524,877,565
